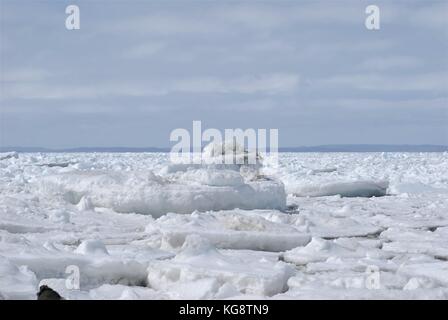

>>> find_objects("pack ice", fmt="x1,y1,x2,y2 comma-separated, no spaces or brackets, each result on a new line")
1,150,448,299
34,151,286,217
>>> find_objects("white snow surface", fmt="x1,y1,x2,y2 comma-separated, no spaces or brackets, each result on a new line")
35,165,285,216
1,152,448,299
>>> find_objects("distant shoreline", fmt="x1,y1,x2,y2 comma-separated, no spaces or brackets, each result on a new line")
2,145,448,153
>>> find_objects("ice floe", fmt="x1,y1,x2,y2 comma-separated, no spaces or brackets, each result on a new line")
145,209,310,251
36,169,286,216
293,180,389,197
281,237,389,265
146,235,294,297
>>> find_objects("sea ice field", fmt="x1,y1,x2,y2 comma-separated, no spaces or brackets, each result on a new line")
1,150,448,299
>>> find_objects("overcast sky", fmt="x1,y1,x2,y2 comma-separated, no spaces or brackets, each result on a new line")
1,0,447,148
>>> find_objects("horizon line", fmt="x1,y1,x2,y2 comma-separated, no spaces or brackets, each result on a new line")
1,144,448,153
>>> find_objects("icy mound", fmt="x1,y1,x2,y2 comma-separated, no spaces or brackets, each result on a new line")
75,240,109,256
36,169,286,217
281,237,387,265
293,180,389,197
0,152,18,161
0,255,37,300
202,140,261,166
380,227,448,259
301,211,384,239
145,209,310,251
146,235,294,297
164,167,245,186
3,245,149,290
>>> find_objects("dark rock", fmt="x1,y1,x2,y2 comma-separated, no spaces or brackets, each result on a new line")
37,285,64,300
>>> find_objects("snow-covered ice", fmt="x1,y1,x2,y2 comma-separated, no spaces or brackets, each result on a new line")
1,151,448,299
146,235,294,298
35,166,285,216
292,180,389,198
145,209,310,251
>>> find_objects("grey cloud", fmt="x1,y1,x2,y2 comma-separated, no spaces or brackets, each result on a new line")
0,0,447,148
